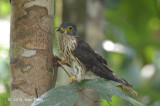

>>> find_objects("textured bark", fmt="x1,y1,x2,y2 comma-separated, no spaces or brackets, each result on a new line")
10,0,54,105
62,0,86,40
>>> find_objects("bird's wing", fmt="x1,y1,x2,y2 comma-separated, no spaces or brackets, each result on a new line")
73,39,132,87
73,39,113,75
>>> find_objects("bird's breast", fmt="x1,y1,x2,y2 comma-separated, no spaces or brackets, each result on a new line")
59,35,77,64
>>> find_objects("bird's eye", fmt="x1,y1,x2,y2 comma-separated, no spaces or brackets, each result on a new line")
68,26,73,31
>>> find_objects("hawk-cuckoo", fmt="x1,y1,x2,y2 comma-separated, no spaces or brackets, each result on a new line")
56,22,132,87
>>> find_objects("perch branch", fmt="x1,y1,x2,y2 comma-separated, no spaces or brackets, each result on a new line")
52,55,71,88
59,64,71,77
35,88,38,98
52,55,60,88
107,101,112,106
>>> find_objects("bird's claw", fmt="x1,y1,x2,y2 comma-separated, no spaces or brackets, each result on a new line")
61,58,67,65
69,76,76,83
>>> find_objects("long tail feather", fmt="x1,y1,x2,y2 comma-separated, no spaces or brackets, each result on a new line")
112,73,133,87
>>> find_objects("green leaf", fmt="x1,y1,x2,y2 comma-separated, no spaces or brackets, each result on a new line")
32,79,144,106
31,84,78,106
79,78,145,106
76,79,90,87
126,97,145,106
81,78,128,102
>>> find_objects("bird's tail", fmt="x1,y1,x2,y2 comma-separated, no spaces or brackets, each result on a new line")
111,73,133,87
95,63,133,87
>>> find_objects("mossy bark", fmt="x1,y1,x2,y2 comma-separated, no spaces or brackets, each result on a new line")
10,0,54,105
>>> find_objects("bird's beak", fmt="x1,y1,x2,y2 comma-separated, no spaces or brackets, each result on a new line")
57,27,66,33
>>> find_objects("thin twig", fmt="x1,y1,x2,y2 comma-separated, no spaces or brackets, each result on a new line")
52,55,71,88
52,66,58,88
59,64,71,77
35,88,38,98
107,101,112,106
52,55,60,88
55,27,60,29
5,93,7,106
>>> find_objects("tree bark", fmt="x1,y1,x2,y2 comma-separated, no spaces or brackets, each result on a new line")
10,0,54,105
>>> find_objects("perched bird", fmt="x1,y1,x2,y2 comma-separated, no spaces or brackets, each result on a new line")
56,22,132,87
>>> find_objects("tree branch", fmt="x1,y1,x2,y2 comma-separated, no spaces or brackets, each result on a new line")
52,55,60,88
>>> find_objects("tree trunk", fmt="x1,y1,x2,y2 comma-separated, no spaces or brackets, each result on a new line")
80,0,105,106
86,0,105,54
10,0,54,105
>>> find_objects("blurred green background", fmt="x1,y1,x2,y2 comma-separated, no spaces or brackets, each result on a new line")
0,0,160,106
0,0,10,105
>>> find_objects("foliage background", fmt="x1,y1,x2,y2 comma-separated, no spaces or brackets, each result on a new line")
0,0,160,106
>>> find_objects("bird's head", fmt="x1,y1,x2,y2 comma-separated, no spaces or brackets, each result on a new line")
56,22,78,36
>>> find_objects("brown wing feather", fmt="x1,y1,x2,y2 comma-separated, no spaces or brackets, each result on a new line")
73,39,132,87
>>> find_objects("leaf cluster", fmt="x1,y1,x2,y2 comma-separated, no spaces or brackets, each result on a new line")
32,79,144,106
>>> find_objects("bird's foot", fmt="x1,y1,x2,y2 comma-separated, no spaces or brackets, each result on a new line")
60,58,67,65
69,76,76,83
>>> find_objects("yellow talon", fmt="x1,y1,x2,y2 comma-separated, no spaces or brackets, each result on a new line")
69,76,76,83
61,59,67,65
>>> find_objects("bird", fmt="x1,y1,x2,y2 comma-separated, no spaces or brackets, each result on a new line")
56,22,132,87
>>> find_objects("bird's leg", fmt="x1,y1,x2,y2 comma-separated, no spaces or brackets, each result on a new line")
69,76,76,83
69,65,78,83
70,68,82,83
76,69,82,82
